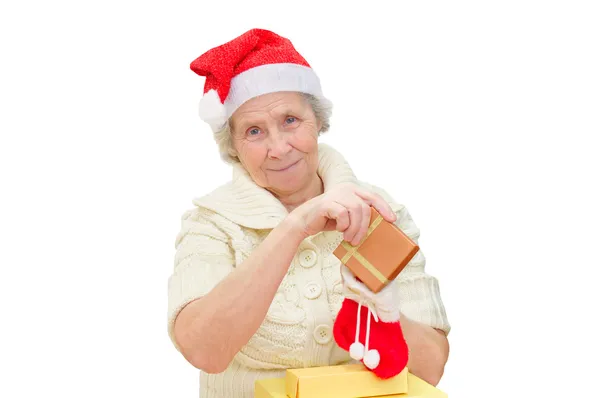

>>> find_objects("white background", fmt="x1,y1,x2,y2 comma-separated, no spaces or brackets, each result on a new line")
1,1,599,397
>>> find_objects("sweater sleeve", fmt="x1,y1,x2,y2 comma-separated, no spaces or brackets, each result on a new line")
393,205,451,335
360,182,451,335
167,208,235,351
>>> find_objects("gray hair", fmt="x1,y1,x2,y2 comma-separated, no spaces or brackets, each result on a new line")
213,93,333,164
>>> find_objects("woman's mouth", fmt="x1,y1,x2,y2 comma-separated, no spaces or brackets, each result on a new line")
271,160,300,172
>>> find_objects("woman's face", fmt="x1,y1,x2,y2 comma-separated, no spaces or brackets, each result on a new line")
230,91,322,198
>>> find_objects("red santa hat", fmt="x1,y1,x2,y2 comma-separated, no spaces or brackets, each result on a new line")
190,28,325,131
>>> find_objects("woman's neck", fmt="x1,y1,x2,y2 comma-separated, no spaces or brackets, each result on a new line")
276,174,324,213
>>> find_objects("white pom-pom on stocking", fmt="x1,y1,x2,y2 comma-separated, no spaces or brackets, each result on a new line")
350,342,365,360
363,349,380,370
198,89,227,131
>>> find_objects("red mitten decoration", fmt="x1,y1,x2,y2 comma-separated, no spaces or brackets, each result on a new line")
333,297,409,379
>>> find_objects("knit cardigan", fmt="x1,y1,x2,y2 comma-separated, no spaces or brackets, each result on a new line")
167,143,450,398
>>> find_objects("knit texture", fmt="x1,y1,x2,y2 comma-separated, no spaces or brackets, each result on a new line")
190,29,323,131
167,143,450,398
191,28,311,102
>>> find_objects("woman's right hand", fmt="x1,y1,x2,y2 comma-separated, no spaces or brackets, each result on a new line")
288,183,397,246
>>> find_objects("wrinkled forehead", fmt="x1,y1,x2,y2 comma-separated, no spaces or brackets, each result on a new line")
231,91,309,129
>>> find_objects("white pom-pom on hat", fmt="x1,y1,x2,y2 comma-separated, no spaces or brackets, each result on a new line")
198,89,227,132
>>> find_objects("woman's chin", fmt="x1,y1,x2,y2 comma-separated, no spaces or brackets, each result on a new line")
268,174,307,194
270,177,302,192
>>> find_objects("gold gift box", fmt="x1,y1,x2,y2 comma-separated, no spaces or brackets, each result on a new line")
255,364,447,398
286,364,407,397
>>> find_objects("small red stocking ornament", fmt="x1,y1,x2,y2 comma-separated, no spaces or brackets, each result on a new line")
333,266,409,379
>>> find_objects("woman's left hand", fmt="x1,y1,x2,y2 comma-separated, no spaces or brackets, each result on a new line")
340,265,400,323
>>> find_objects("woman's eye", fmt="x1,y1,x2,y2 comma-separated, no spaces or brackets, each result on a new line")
247,128,261,136
285,117,297,124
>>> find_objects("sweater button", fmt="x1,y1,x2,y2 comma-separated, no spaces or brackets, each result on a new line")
304,282,322,299
313,324,332,344
298,249,317,268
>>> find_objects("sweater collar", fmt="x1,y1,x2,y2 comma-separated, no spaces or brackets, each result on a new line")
192,143,359,230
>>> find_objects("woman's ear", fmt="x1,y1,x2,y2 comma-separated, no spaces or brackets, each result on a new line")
228,146,238,158
317,120,323,133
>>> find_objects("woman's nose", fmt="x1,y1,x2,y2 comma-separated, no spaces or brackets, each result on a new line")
267,131,292,158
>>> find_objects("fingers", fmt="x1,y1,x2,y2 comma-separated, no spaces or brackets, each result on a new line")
316,183,397,242
356,201,371,246
354,189,397,223
324,202,350,233
342,199,369,245
338,194,392,246
342,199,371,246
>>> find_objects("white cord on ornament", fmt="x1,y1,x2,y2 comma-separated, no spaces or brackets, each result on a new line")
365,307,371,352
349,302,364,360
363,306,380,370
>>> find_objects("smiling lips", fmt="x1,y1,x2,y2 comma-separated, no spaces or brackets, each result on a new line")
271,160,300,172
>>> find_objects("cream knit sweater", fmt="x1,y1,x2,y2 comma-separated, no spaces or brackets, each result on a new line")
167,143,450,398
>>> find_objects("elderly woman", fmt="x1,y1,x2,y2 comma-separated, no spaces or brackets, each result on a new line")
167,29,450,398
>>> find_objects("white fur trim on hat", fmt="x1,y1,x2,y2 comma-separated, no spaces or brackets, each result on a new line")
198,89,227,131
224,63,322,118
